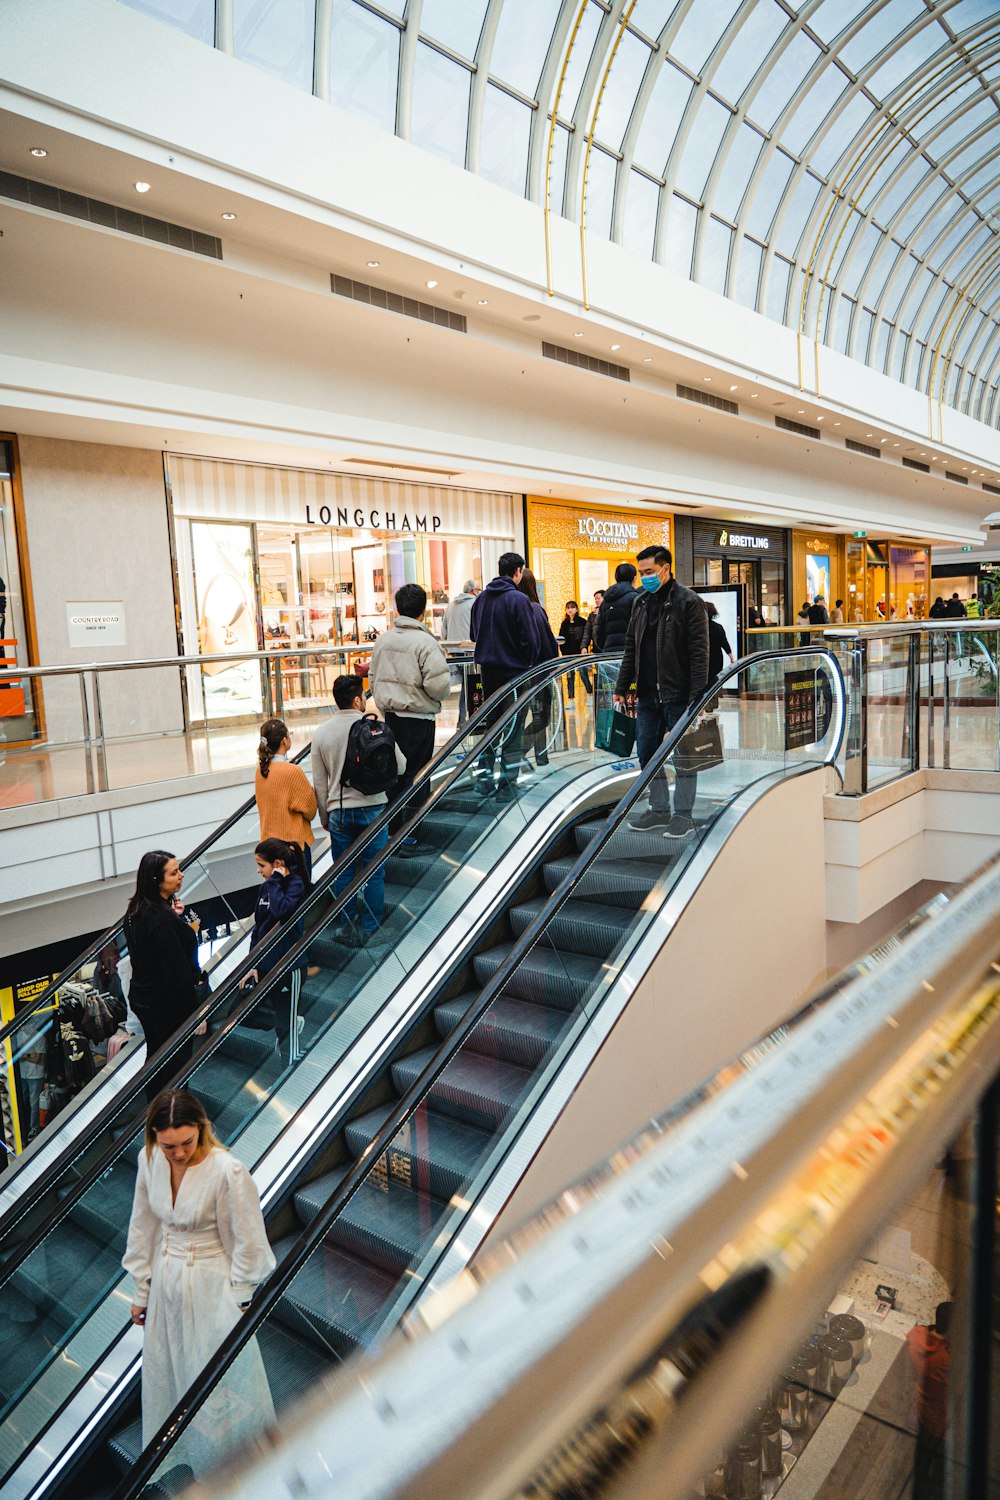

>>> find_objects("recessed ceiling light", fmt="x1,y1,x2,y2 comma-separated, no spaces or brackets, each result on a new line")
610,343,621,351
817,416,824,421
574,331,584,337
134,181,151,193
30,147,47,158
797,409,805,414
367,260,380,268
866,432,873,437
880,438,887,444
221,211,237,220
893,442,900,447
729,384,738,391
750,392,758,398
425,279,439,289
642,356,652,362
704,377,712,383
477,298,488,305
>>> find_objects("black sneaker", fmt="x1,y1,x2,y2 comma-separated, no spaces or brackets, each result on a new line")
665,816,695,838
628,808,672,831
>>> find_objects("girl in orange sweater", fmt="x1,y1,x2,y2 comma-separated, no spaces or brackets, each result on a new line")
254,718,317,877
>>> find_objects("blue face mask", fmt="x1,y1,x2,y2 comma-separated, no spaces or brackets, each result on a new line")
640,573,661,593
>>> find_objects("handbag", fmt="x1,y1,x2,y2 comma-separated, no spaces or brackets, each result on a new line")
596,706,636,755
673,715,724,774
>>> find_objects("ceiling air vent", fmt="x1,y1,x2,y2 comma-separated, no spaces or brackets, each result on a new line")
945,470,969,484
983,481,1000,495
677,384,737,415
775,415,820,439
542,343,630,381
845,438,881,458
331,275,467,332
0,170,222,258
903,457,930,472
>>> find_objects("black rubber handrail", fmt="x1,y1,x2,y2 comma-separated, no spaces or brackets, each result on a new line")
0,656,610,1272
115,647,846,1499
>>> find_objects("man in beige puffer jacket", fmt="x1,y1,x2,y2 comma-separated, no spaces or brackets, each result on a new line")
369,583,451,833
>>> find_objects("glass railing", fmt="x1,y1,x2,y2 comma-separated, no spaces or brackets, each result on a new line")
0,648,482,1173
117,647,845,1494
0,654,634,1494
180,839,1000,1500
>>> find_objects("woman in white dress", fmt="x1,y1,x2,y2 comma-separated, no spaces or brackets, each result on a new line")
123,1089,276,1474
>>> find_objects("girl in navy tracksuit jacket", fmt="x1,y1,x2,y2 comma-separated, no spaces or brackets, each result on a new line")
242,837,310,1063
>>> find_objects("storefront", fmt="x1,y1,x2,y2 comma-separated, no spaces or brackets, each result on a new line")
0,437,40,745
844,536,932,621
527,497,672,633
689,520,790,626
168,456,519,724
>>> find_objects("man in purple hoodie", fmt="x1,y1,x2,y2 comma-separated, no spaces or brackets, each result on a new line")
470,552,542,799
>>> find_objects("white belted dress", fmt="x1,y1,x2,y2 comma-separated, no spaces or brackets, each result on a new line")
123,1145,277,1471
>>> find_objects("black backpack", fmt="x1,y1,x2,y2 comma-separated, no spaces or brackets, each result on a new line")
341,713,398,798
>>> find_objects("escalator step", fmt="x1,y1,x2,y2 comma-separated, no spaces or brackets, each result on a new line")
343,1102,492,1202
193,1054,279,1131
269,1234,399,1358
543,856,661,909
292,1169,445,1277
472,945,602,1010
65,1158,137,1245
575,820,676,863
391,1045,533,1131
434,995,571,1068
107,1418,142,1475
509,897,632,959
0,1293,79,1414
214,1025,281,1070
8,1230,120,1330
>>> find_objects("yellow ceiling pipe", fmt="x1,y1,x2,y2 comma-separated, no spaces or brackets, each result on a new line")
545,0,591,298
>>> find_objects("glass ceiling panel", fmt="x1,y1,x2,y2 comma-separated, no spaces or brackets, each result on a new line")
633,56,692,176
742,146,796,240
480,84,532,196
410,41,471,168
807,91,875,178
628,0,682,40
841,221,885,298
489,0,561,98
233,0,314,91
838,0,928,78
948,0,1000,33
595,29,653,149
774,170,825,258
807,0,876,48
866,17,950,100
622,168,661,258
419,0,489,61
329,0,399,136
669,0,742,77
747,31,823,133
711,123,766,222
709,0,787,106
121,0,215,43
674,92,732,200
779,61,849,158
925,96,997,159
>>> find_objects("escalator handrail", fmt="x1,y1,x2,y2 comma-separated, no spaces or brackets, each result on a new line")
0,643,495,1055
0,656,609,1274
115,647,846,1498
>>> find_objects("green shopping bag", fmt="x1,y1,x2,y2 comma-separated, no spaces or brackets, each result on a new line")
596,706,636,755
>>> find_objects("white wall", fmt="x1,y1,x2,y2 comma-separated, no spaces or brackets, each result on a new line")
17,435,183,737
482,767,830,1245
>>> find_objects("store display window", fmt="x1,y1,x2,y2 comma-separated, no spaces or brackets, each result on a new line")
890,546,930,620
527,499,672,636
0,439,39,743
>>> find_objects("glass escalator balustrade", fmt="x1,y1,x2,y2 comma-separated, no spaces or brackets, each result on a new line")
0,657,632,1494
125,649,844,1493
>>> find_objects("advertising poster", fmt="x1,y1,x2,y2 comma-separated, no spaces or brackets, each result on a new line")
0,975,57,1158
785,669,818,750
806,553,831,603
192,523,262,720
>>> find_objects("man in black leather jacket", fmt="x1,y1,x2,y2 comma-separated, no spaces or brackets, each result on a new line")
614,546,709,836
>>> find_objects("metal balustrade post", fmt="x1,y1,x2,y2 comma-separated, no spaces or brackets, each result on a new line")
926,634,936,768
91,670,109,793
943,632,952,770
78,671,96,796
906,632,920,773
843,635,868,796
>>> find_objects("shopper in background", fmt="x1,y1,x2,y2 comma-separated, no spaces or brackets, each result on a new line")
255,718,317,878
93,942,128,1028
580,590,604,688
123,851,205,1095
747,599,765,629
830,598,845,624
311,675,406,945
558,600,587,702
470,552,541,798
808,594,830,626
795,599,812,646
945,592,966,618
965,593,983,619
240,837,310,1064
929,595,946,619
614,546,708,837
443,578,480,724
369,582,450,835
518,568,559,767
123,1088,275,1474
705,601,735,682
907,1301,952,1500
595,563,638,655
17,1008,49,1140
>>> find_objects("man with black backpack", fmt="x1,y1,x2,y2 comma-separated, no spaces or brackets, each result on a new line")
312,674,406,946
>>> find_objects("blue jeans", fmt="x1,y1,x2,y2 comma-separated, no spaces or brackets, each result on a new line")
328,806,388,934
635,698,695,817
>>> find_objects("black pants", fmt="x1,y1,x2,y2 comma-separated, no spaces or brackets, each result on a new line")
477,665,528,785
132,1002,194,1100
912,1424,945,1500
385,713,436,828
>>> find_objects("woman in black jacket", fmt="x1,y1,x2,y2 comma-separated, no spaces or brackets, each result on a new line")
123,850,203,1093
519,570,559,767
558,600,590,699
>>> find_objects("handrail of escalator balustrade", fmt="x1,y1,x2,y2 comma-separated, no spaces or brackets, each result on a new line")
0,655,599,1261
112,646,846,1499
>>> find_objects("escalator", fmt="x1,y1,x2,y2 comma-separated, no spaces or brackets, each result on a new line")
91,646,847,1499
0,655,641,1497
